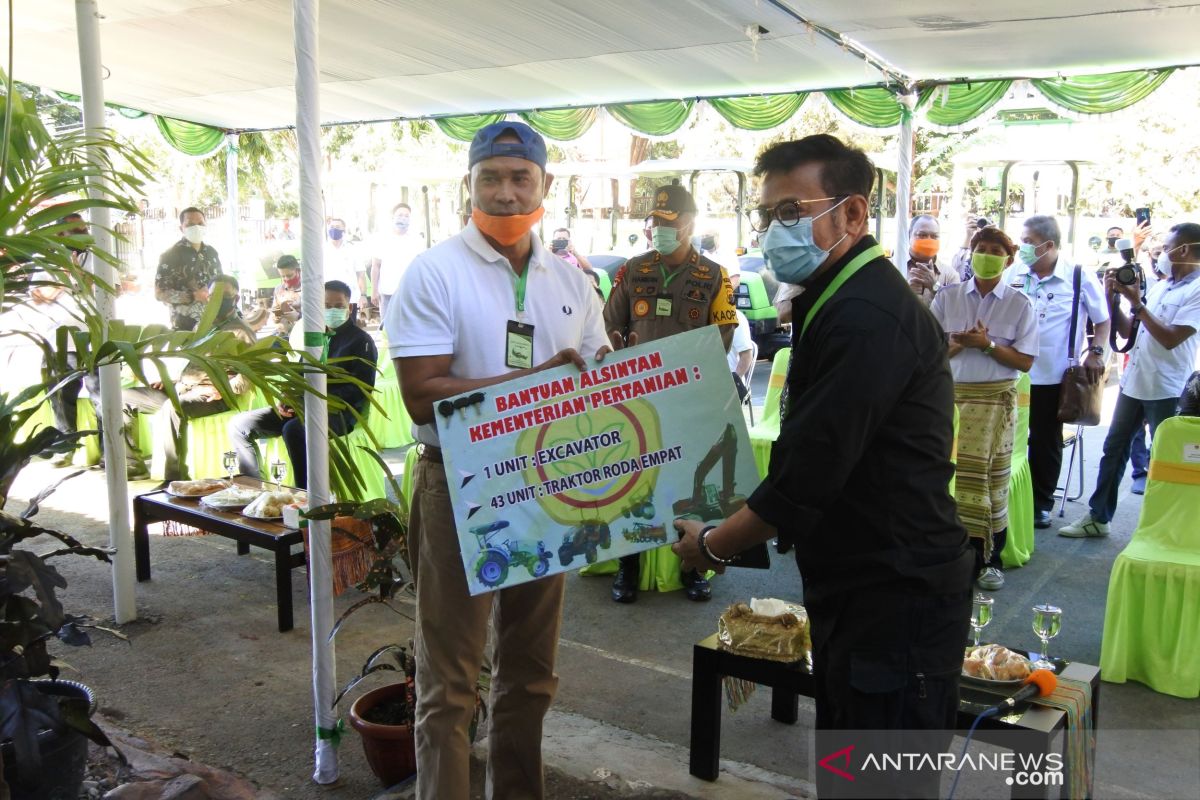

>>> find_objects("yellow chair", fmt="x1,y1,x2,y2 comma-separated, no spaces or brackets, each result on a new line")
1100,416,1200,697
748,347,791,479
1002,373,1034,568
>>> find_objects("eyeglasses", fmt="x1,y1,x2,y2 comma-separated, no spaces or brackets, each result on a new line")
748,197,841,234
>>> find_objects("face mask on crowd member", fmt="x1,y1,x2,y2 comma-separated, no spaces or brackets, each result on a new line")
909,216,940,263
328,223,345,241
180,208,206,245
280,269,301,289
1106,228,1122,250
467,122,552,248
1157,241,1200,279
759,197,849,284
183,224,205,244
1017,238,1052,267
646,184,698,259
324,284,351,328
393,205,411,234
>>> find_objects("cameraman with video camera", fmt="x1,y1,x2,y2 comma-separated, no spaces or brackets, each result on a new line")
1061,223,1200,538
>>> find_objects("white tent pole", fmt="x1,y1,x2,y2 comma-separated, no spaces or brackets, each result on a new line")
75,0,135,624
894,90,917,270
293,0,338,784
225,134,240,284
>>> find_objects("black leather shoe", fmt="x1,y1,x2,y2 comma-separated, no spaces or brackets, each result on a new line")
611,555,639,604
682,569,712,602
1034,510,1052,529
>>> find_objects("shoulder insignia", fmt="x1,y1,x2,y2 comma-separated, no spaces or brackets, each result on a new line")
613,264,628,286
638,265,653,274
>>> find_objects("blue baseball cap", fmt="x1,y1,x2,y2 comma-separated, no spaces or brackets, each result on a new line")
468,121,548,170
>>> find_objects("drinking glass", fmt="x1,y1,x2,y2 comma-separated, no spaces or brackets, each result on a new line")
270,459,287,490
222,450,237,484
970,593,994,647
1031,604,1062,671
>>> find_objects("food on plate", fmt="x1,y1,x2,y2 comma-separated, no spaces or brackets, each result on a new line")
201,486,263,508
243,491,298,519
167,478,228,497
717,600,811,662
963,643,1032,681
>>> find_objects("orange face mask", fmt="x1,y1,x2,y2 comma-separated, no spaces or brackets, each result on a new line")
911,238,939,261
472,207,545,247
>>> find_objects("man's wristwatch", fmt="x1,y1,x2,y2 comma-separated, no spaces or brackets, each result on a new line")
1087,345,1106,357
982,340,997,356
698,525,736,566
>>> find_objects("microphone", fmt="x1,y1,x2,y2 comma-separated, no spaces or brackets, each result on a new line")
989,669,1058,711
1117,237,1136,265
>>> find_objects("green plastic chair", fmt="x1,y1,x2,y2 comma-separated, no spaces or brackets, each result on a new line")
1002,373,1034,568
261,415,388,502
150,388,263,481
1100,416,1200,698
748,347,790,479
400,443,420,508
365,346,415,449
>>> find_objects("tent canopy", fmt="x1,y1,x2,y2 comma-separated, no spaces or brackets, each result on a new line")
8,0,1199,132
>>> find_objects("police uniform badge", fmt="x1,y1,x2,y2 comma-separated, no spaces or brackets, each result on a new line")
688,307,701,321
634,298,651,317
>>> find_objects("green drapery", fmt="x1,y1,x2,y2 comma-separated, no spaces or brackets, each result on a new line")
520,107,597,141
709,93,808,131
434,112,507,142
154,115,225,157
606,99,694,136
824,86,902,128
1032,69,1174,114
53,90,148,120
919,80,1012,127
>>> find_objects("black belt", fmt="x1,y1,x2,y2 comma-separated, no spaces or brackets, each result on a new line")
418,444,443,464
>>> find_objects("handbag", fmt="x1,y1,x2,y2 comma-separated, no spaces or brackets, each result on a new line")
1057,266,1105,425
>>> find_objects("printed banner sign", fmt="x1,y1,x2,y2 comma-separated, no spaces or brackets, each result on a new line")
435,326,760,595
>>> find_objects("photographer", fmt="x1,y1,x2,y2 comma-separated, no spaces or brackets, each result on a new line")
1006,216,1110,529
548,227,593,272
952,216,990,281
1061,223,1200,538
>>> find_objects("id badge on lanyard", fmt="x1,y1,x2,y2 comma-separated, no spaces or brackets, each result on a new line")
506,265,535,369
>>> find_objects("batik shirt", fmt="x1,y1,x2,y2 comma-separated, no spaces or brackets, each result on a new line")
155,238,222,328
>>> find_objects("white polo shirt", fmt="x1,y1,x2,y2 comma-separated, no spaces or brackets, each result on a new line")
324,241,364,304
1121,270,1200,401
374,232,424,297
930,278,1040,384
386,221,607,446
1001,255,1109,385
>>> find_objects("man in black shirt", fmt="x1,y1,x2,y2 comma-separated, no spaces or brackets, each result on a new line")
675,135,973,797
228,280,377,489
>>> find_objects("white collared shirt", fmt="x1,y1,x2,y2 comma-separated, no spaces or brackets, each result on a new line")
1001,254,1109,385
386,221,608,446
1121,270,1200,401
930,278,1040,384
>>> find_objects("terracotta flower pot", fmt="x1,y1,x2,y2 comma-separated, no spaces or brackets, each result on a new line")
348,682,417,787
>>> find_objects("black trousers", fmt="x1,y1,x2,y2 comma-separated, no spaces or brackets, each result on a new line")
45,351,101,436
122,387,228,481
1028,382,1064,514
810,587,972,798
228,406,355,490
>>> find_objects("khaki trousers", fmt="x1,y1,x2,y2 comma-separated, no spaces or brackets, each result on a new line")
411,456,565,800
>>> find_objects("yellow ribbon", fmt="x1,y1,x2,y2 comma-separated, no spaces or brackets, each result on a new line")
1147,459,1200,486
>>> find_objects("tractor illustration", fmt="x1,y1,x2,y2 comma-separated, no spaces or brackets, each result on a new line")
620,489,656,521
622,522,668,544
672,423,746,522
557,520,612,567
470,520,552,588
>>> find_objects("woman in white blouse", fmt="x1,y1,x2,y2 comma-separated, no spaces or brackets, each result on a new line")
931,227,1039,592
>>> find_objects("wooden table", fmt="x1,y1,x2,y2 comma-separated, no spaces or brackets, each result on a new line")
690,634,1100,799
133,476,306,632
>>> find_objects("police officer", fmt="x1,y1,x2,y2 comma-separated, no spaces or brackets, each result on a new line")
604,184,737,603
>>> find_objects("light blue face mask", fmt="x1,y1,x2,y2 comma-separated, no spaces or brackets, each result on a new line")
651,225,682,256
324,307,349,328
761,197,848,284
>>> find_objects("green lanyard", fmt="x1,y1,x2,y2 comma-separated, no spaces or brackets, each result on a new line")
513,264,529,315
658,251,696,289
799,244,886,339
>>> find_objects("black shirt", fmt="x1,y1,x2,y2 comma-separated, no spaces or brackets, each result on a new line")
746,236,972,605
326,321,378,415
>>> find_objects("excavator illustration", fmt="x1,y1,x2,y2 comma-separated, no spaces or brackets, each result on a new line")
470,520,551,588
671,422,745,521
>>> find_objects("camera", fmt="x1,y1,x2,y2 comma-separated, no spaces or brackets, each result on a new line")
1114,237,1142,287
976,217,991,229
550,237,569,254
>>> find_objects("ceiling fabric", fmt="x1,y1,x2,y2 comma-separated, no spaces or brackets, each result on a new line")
3,1,1194,153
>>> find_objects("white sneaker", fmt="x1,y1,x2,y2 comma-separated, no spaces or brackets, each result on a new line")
1058,513,1111,538
976,567,1005,591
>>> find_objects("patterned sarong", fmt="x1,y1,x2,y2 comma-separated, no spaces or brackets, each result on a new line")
952,379,1017,562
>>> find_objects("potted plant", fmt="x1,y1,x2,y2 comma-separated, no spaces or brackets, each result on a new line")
306,451,489,788
0,390,128,798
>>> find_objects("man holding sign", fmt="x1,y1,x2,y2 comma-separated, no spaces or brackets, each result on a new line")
674,135,972,797
387,122,608,800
